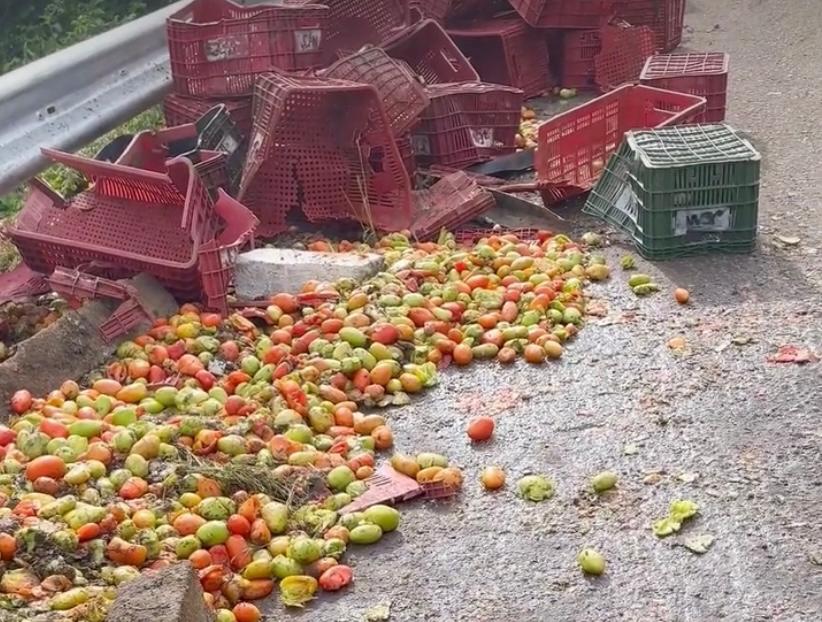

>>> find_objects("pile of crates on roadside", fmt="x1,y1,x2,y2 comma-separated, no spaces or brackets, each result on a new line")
5,0,745,328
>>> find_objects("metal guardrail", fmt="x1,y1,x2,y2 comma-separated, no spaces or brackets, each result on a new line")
0,0,188,197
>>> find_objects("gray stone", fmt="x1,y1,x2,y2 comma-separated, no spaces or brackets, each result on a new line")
107,563,213,622
234,248,384,299
0,273,177,420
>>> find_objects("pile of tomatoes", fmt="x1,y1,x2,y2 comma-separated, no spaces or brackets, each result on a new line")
0,230,599,620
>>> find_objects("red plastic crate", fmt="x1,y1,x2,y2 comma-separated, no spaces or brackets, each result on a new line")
0,264,50,305
321,47,430,135
558,20,656,91
239,73,412,235
535,84,706,197
322,0,409,58
410,0,452,23
410,171,495,239
594,22,656,91
9,150,258,310
412,82,523,169
397,133,417,178
448,18,553,98
163,94,253,139
640,53,729,122
167,0,329,97
383,19,478,86
558,29,602,90
117,130,234,198
508,0,613,29
613,0,685,52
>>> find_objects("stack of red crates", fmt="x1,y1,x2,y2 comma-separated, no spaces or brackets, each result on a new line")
163,0,330,142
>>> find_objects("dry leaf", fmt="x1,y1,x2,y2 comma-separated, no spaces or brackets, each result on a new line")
683,534,715,554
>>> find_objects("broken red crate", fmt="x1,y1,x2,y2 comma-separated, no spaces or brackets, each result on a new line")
558,20,656,91
448,17,553,98
594,22,657,91
117,120,239,198
383,19,479,85
321,47,430,135
239,72,412,236
410,171,496,239
163,93,253,139
411,82,523,169
535,84,706,200
640,52,729,122
167,0,329,97
47,268,154,343
508,0,613,29
0,264,50,305
322,0,409,58
613,0,685,52
8,150,258,312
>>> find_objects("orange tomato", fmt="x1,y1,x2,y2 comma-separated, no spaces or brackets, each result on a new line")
334,406,354,427
452,343,473,366
188,549,212,570
173,513,207,536
466,416,494,442
76,523,101,542
523,344,545,364
0,533,16,560
119,477,148,500
227,514,251,537
92,379,122,396
233,603,261,622
371,425,394,450
25,455,66,481
270,293,298,314
480,466,506,490
225,534,252,571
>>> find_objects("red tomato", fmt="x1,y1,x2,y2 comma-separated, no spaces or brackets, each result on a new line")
318,565,353,591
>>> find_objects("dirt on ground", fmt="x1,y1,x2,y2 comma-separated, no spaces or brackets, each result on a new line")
259,1,822,620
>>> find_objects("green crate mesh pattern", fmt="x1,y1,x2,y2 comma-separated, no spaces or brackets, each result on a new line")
582,140,638,237
627,124,760,168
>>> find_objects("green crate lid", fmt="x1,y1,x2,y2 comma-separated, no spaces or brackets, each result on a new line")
626,124,761,169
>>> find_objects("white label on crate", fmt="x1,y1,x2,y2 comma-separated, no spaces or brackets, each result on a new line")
217,134,239,155
469,128,494,148
245,132,265,167
411,135,431,156
205,36,247,61
614,184,638,225
294,29,322,53
673,207,731,236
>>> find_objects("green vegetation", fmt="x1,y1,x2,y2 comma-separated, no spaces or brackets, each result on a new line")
0,2,172,221
1,1,174,74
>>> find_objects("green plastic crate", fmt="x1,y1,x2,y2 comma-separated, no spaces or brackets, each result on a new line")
584,124,761,259
583,139,638,237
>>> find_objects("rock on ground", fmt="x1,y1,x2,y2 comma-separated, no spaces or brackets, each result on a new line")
107,563,213,622
234,248,384,299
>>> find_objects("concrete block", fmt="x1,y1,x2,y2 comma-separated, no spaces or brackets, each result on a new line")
107,563,213,622
234,248,385,300
0,273,177,420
